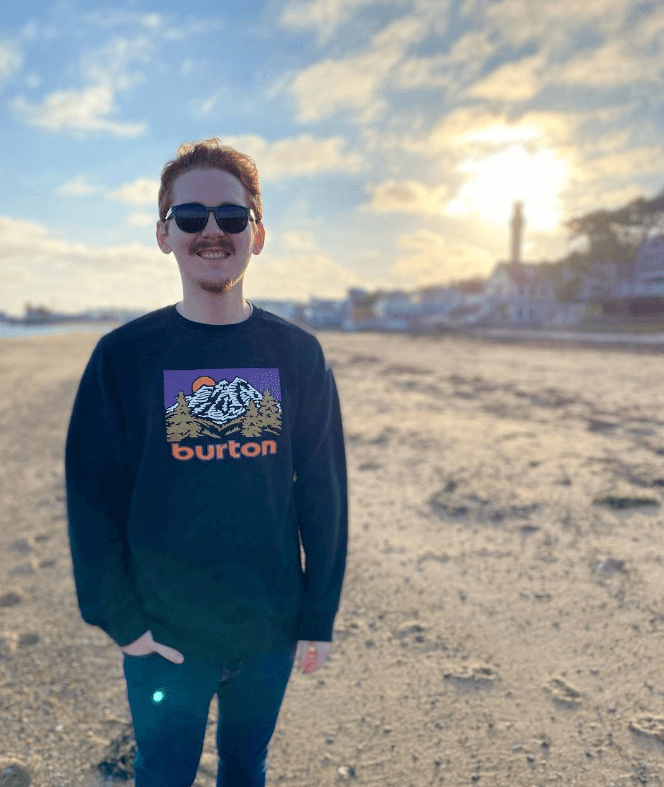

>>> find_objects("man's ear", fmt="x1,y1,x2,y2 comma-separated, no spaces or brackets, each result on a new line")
156,221,172,254
252,222,265,255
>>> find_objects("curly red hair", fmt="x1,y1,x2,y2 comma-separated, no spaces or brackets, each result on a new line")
158,138,262,223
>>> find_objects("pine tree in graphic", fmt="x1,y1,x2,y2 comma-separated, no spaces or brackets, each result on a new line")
241,399,263,438
166,391,205,442
260,388,282,434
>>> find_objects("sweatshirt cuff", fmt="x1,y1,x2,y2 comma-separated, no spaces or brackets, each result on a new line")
296,612,335,643
105,605,150,648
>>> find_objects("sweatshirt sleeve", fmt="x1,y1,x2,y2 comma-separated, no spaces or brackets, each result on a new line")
292,342,348,643
64,336,148,648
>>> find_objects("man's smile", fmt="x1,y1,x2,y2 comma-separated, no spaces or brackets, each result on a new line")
197,250,231,259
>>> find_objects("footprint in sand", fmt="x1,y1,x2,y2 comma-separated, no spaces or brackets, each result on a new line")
382,364,433,375
443,663,499,683
629,716,664,743
544,677,582,704
0,592,22,607
1,535,54,652
0,762,31,787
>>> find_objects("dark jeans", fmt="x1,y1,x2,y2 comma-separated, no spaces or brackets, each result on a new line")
122,642,298,787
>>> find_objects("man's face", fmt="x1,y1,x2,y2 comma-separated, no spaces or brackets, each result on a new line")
156,168,264,295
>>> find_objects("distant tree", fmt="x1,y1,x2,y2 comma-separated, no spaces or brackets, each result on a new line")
564,187,664,265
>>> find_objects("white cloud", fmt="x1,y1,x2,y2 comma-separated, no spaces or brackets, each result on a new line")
79,8,221,40
142,14,162,29
24,71,41,88
554,38,664,88
467,52,549,102
389,229,497,288
19,19,58,41
55,175,103,196
284,9,438,122
162,18,223,41
244,251,360,300
196,87,233,117
81,35,154,92
482,0,637,51
108,178,160,205
284,0,661,129
0,42,22,86
279,0,410,46
11,84,146,137
637,5,664,47
359,179,451,214
217,133,366,178
288,50,399,122
282,231,317,251
127,211,155,227
573,146,664,182
0,214,179,316
398,106,579,159
393,27,497,94
11,31,163,137
0,215,155,267
395,52,452,89
55,176,161,209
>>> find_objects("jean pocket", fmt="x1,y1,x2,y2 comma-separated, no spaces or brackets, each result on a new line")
220,659,244,681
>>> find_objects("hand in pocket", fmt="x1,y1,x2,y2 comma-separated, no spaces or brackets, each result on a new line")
122,629,184,663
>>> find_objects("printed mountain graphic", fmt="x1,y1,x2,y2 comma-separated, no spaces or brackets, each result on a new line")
165,376,282,443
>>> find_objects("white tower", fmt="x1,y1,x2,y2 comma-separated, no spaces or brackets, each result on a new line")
510,201,524,265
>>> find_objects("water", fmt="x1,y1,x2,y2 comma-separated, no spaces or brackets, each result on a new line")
0,321,121,340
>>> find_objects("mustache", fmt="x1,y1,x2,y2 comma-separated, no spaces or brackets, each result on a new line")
190,241,234,255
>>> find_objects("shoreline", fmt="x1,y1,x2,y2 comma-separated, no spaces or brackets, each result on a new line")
4,317,664,349
462,325,664,353
0,320,122,340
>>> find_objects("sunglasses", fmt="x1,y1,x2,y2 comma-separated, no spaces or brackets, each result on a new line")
165,203,254,234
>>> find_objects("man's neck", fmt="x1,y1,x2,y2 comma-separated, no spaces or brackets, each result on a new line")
176,291,253,325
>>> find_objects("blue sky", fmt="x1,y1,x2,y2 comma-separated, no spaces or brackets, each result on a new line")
1,0,663,317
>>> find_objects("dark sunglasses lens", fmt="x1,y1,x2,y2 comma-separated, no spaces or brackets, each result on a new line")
173,204,207,233
215,206,248,234
171,204,249,233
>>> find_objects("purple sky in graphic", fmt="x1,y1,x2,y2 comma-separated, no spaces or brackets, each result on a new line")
163,368,281,410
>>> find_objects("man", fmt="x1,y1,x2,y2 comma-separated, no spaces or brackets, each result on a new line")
65,138,348,787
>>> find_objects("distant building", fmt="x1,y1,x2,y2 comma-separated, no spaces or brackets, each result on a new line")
408,286,461,330
439,280,489,326
303,298,345,328
635,235,664,281
578,262,619,303
611,236,664,318
483,262,559,325
416,286,460,315
342,288,377,331
253,300,300,321
373,291,422,329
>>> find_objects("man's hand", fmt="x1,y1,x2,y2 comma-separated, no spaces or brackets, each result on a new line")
297,640,332,673
121,630,185,664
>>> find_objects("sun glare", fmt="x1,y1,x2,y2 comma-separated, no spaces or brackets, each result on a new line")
446,145,569,232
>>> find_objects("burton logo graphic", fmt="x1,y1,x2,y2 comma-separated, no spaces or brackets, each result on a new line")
164,368,282,461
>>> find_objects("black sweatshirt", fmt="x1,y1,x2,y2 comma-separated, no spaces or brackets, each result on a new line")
65,304,347,665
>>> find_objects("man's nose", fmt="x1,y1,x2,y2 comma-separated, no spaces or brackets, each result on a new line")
200,209,223,235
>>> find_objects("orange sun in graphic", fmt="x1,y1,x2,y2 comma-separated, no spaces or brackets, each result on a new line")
192,376,216,393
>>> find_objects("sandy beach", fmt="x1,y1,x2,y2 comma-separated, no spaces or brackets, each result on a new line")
3,327,664,786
